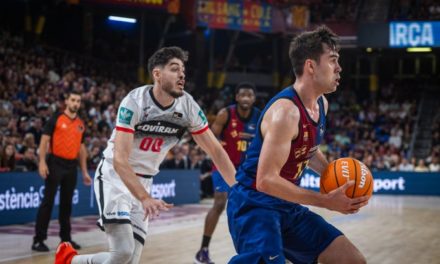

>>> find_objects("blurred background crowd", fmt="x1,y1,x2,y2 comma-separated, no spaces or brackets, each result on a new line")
1,0,439,195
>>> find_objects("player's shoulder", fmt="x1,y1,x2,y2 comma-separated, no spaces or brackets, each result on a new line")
181,90,196,101
268,98,299,122
127,84,152,99
178,90,201,108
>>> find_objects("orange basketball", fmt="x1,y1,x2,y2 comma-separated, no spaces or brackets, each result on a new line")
320,157,374,198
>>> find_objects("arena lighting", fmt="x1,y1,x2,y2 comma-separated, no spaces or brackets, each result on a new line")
406,47,432,52
366,47,373,52
108,16,136,24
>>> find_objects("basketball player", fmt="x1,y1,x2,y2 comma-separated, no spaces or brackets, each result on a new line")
227,26,370,264
195,82,260,264
55,46,236,264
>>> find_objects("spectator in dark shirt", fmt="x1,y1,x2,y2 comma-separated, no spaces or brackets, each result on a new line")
16,146,38,171
0,144,16,172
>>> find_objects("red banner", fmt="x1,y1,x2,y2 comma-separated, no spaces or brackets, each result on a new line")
196,0,273,33
82,0,180,13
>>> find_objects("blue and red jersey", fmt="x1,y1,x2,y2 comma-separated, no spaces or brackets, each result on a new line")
215,105,261,169
237,86,326,188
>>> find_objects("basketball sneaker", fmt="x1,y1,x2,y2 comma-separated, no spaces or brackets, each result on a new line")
54,242,77,264
61,240,81,250
194,247,214,264
31,240,49,252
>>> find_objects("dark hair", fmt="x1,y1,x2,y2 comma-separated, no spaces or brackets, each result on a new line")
289,25,339,77
65,90,81,100
235,82,256,95
1,144,16,171
147,46,188,76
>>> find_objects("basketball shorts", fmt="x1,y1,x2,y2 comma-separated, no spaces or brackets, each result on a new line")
211,170,230,193
227,184,343,264
94,159,152,244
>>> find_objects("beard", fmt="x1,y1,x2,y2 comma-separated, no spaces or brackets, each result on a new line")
162,81,184,98
238,104,251,112
67,106,79,114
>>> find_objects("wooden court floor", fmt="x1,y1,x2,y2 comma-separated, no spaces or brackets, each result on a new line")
0,195,439,264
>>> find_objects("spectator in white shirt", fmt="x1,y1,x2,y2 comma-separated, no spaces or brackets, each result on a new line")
398,157,414,172
414,159,429,172
429,157,440,172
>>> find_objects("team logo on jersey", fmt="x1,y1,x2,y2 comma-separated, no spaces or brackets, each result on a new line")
248,124,256,130
232,120,237,128
294,145,308,158
173,111,183,119
119,107,134,125
303,131,309,141
198,110,207,124
135,120,185,137
230,130,238,138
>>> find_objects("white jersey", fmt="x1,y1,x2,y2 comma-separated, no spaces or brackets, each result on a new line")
102,85,208,176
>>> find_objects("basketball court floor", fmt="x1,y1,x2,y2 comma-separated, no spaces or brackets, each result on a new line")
0,195,439,264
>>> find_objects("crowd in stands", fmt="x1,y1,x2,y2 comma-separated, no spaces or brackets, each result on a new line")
323,83,439,172
0,30,135,172
0,29,439,180
309,0,361,23
389,0,440,20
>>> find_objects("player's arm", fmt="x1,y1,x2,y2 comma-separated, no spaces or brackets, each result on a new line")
256,100,367,214
192,129,236,187
308,149,329,175
114,131,150,200
210,108,228,138
114,131,172,218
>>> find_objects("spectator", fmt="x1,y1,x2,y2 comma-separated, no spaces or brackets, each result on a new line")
26,117,44,144
19,132,36,154
0,143,16,172
388,129,402,149
87,146,102,170
429,156,439,172
414,159,429,172
189,148,202,169
398,157,414,172
16,146,38,171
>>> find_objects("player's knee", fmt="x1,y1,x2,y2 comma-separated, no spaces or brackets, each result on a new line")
111,243,135,263
112,248,133,263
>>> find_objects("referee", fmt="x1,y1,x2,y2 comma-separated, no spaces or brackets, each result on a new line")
32,91,92,252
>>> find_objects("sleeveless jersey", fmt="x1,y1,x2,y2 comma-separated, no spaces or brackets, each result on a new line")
102,85,208,176
237,86,326,188
219,105,260,167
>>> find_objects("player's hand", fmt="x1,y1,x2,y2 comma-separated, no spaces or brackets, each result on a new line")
38,161,49,179
325,181,370,214
141,198,173,220
82,172,92,186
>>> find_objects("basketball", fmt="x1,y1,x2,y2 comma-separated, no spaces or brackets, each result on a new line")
320,157,374,198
